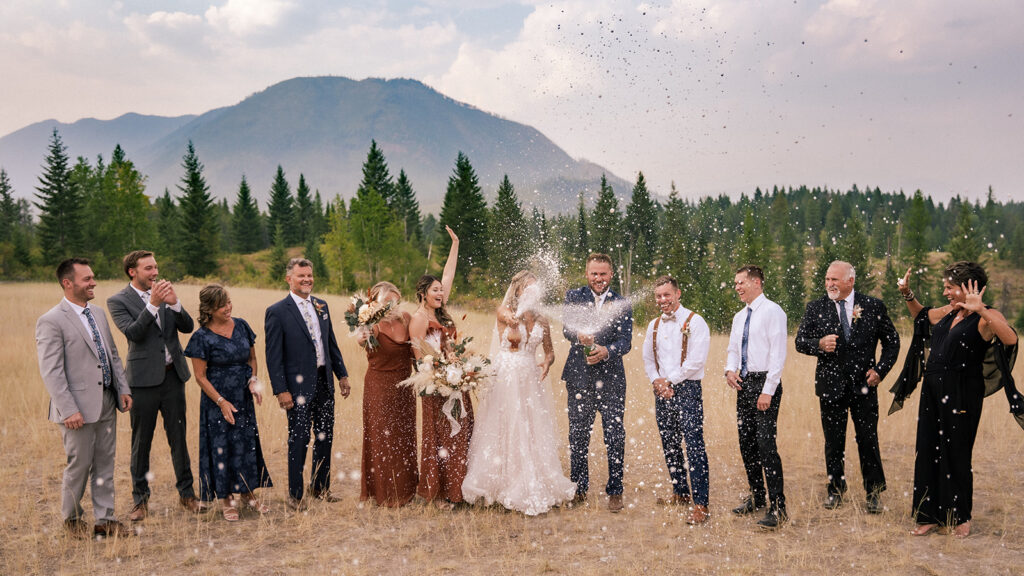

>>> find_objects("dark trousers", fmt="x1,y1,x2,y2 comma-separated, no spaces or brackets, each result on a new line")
130,369,195,504
286,370,335,500
819,383,886,496
567,381,625,496
654,379,709,506
736,374,785,509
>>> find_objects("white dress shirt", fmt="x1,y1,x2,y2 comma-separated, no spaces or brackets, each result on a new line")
290,292,325,367
725,293,788,396
591,289,610,310
643,305,710,384
130,283,180,365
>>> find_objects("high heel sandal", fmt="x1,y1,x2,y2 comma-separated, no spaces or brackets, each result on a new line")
243,497,269,514
953,521,971,539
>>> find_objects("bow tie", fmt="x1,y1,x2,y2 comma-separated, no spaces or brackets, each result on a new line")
661,312,677,322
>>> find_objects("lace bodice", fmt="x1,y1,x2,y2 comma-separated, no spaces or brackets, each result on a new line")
499,322,544,355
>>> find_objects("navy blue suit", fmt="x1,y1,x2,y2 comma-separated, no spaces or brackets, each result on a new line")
265,294,347,500
561,286,633,496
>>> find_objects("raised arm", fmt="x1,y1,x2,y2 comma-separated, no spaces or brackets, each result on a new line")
440,225,459,304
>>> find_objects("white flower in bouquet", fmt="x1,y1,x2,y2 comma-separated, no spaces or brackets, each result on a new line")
421,354,434,367
424,383,437,396
445,364,464,387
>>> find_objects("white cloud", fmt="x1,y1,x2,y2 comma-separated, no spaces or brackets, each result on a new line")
205,0,296,36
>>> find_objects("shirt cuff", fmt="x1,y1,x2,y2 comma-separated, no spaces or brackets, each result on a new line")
145,302,160,316
168,301,182,312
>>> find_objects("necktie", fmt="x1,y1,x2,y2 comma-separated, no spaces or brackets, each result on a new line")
302,300,323,366
838,299,851,340
740,307,752,379
83,308,112,388
594,292,602,310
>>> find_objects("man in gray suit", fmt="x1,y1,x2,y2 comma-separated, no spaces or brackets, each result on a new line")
107,250,200,520
36,258,134,539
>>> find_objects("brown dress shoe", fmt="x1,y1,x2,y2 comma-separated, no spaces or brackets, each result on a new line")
687,505,710,525
180,496,204,514
129,500,148,522
64,518,89,539
656,493,692,506
608,494,624,513
94,520,134,538
286,496,305,511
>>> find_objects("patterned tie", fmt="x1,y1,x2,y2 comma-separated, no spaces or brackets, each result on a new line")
838,299,851,340
302,300,323,366
740,307,752,379
83,307,112,388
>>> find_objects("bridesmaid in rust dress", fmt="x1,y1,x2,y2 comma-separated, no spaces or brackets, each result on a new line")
358,281,418,507
409,226,473,509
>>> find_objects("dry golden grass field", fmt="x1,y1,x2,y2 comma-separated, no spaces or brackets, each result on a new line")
2,281,1023,575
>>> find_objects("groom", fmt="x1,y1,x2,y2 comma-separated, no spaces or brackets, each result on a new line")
562,252,633,512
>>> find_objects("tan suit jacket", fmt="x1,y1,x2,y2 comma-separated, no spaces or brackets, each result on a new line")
36,300,130,423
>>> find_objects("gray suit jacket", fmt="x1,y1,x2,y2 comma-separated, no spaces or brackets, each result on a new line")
36,300,130,424
107,285,194,388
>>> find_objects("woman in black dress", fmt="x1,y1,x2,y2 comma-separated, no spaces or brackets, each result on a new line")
898,261,1017,537
184,285,272,521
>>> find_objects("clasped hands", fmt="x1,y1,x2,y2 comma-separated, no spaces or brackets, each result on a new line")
147,279,179,306
818,335,881,386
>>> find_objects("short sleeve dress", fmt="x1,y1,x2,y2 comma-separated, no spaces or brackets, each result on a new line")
184,318,272,500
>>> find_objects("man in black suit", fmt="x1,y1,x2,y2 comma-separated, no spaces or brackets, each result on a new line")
795,260,900,513
265,257,349,510
107,250,200,520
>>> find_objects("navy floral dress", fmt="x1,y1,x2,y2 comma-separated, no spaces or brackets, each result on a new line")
184,318,272,500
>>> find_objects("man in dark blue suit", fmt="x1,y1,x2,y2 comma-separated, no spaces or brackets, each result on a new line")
795,260,900,513
561,253,633,512
265,257,350,510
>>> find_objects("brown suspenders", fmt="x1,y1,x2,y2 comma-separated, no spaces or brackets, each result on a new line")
652,310,696,375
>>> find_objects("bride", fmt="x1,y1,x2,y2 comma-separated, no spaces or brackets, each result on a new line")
462,271,576,515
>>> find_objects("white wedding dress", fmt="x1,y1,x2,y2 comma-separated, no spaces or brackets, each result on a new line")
462,322,577,515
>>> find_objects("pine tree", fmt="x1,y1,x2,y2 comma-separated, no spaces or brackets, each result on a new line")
34,129,84,263
175,141,218,277
844,210,876,294
294,174,314,244
359,140,395,207
232,175,263,254
312,190,328,242
267,165,295,246
155,189,179,260
393,169,422,243
904,190,932,304
779,220,806,329
349,180,404,283
590,174,621,256
103,145,154,257
0,168,15,242
623,171,658,294
881,251,905,318
488,175,531,287
947,201,984,263
322,196,357,292
437,152,489,278
574,192,589,259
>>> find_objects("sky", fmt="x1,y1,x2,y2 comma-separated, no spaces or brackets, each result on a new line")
1,0,1022,203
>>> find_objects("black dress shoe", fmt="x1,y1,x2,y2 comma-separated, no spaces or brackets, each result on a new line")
731,496,766,515
757,506,788,530
310,489,341,503
823,492,843,510
865,493,882,514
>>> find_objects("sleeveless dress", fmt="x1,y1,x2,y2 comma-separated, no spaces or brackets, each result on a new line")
914,310,989,526
417,319,475,503
462,323,576,515
183,318,272,500
360,320,418,507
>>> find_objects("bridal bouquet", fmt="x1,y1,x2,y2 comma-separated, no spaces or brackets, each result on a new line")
344,292,397,351
400,335,494,436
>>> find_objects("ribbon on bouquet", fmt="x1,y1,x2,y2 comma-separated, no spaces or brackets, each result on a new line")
442,394,465,437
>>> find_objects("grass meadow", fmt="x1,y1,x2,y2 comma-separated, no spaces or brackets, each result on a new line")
1,281,1022,575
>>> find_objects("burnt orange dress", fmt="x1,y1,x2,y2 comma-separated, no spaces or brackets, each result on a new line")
417,319,475,503
360,320,418,507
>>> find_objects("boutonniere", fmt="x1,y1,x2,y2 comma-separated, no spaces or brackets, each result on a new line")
681,324,690,337
313,299,328,319
851,304,863,323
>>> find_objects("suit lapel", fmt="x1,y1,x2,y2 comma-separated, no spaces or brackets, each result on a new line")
823,297,845,342
312,297,328,347
285,296,315,344
61,301,100,360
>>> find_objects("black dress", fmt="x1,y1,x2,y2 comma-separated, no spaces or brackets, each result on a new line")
184,318,272,500
913,310,988,526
